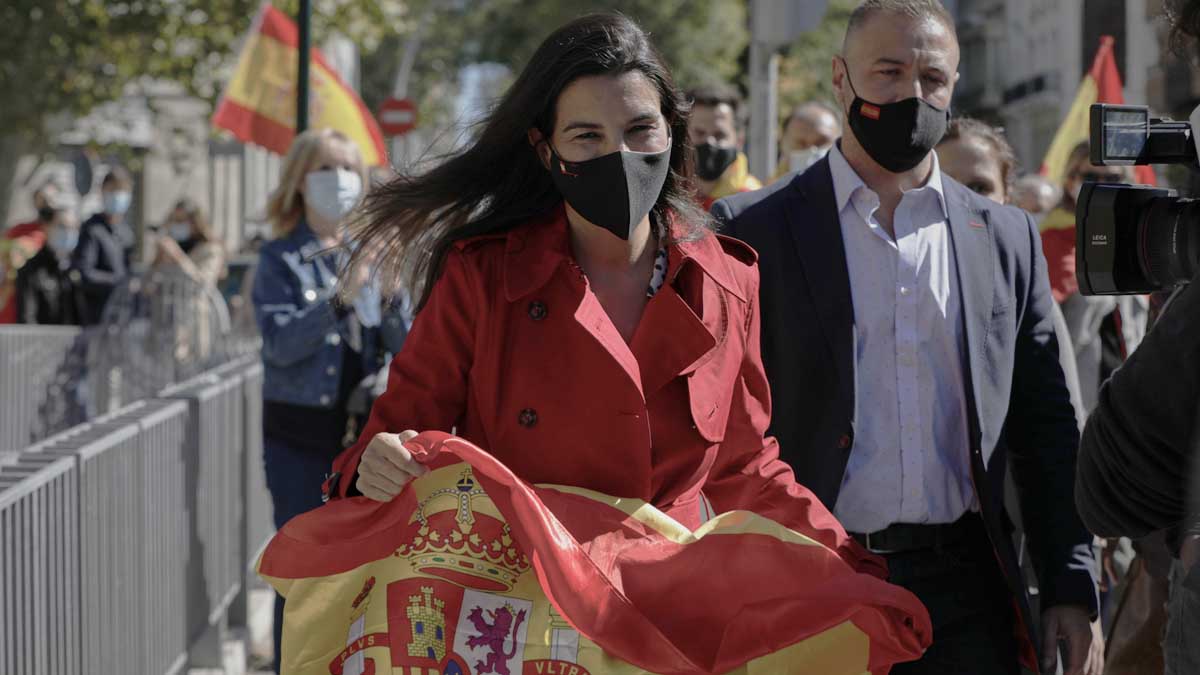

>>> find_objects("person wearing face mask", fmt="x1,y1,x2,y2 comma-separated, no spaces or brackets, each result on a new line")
1011,174,1063,226
2,182,65,323
145,198,228,363
714,1,1101,673
251,128,388,673
151,198,226,287
769,101,843,184
15,209,85,326
71,167,134,325
1041,143,1147,414
686,84,762,211
290,11,932,674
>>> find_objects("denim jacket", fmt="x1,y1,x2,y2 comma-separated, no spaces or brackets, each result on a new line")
253,221,401,408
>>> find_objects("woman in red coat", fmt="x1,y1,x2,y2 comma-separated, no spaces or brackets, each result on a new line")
328,12,876,577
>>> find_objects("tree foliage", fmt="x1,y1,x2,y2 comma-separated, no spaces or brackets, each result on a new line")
776,0,855,122
361,0,747,151
0,0,402,143
1,0,746,147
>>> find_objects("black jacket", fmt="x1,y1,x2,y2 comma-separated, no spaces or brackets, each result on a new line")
16,246,85,325
71,213,130,324
1076,279,1200,543
713,157,1098,666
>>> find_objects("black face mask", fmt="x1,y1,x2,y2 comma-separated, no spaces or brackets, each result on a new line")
546,142,672,240
841,61,949,173
693,143,738,181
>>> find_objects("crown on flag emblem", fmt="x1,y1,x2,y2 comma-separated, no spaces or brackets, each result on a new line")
396,469,530,592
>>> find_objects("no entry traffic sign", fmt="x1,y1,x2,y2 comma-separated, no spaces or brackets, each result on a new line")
379,97,418,137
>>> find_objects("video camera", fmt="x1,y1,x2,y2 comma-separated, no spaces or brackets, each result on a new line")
1076,103,1200,294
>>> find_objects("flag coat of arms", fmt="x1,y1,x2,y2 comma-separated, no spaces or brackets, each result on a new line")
212,3,387,165
259,432,931,675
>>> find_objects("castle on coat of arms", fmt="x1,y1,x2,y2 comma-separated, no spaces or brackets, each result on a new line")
406,586,447,662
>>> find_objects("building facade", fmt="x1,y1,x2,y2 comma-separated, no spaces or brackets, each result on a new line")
950,0,1184,177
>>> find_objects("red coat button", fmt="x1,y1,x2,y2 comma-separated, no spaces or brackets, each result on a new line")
518,408,538,428
528,301,548,321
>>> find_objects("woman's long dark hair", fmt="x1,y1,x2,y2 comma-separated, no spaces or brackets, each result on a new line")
347,12,712,308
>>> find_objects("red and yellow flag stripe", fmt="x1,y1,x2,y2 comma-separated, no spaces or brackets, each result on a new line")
259,431,930,675
213,4,387,166
1040,36,1156,187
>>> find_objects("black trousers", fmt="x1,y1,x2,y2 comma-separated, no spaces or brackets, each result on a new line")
884,517,1021,675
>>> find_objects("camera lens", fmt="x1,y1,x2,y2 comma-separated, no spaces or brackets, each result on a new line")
1140,197,1200,288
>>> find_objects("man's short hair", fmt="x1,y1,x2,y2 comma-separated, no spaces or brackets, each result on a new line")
101,166,132,190
785,101,842,130
1167,0,1200,62
687,83,747,130
1066,141,1092,177
844,0,957,52
940,117,1018,190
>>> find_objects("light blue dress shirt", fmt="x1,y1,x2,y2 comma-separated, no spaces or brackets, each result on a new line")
826,144,977,534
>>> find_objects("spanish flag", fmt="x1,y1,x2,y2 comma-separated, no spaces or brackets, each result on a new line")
259,431,930,675
1040,36,1156,186
212,4,387,166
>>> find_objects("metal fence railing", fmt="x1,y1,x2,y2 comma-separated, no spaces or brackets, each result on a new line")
0,354,271,675
0,325,86,453
0,446,79,675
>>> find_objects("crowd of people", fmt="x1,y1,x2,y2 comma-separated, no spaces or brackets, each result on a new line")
0,167,234,328
265,2,1142,674
7,0,1197,673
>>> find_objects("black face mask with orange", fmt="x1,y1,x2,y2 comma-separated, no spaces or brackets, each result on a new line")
840,57,950,173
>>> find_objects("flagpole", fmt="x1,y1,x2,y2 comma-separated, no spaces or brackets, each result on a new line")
297,0,311,133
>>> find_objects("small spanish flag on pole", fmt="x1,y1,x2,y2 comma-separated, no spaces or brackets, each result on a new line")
1040,36,1157,186
213,3,388,166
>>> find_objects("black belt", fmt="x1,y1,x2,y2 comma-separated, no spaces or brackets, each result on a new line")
850,513,984,554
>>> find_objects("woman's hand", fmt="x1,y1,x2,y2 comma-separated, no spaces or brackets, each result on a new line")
355,430,429,501
155,235,188,265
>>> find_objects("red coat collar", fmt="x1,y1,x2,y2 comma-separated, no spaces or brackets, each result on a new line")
502,204,747,303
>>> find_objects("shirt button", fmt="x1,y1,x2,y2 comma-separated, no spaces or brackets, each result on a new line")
319,394,331,406
303,289,318,302
517,408,538,428
327,333,341,346
528,301,548,321
899,286,911,296
837,433,853,449
326,365,337,376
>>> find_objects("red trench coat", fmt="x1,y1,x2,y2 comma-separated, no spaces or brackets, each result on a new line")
329,205,882,577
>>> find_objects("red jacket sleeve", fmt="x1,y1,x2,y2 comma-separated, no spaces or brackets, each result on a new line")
700,267,887,578
330,247,480,497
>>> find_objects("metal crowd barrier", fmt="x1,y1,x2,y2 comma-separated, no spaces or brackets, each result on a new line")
0,325,85,452
0,354,271,675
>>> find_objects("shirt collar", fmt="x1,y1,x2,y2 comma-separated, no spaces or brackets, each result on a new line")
827,142,948,220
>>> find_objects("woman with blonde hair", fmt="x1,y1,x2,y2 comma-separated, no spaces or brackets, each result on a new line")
251,127,386,672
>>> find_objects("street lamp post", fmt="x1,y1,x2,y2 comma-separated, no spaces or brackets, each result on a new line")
297,0,311,133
